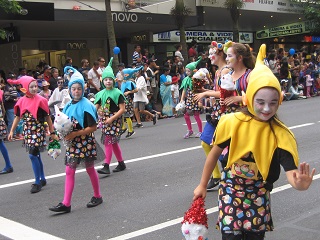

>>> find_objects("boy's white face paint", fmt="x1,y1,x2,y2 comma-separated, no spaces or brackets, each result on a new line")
253,87,280,122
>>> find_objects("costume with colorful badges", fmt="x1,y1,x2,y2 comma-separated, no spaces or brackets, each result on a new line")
9,76,50,152
63,68,98,168
0,90,7,139
94,58,126,145
214,44,299,234
180,57,202,113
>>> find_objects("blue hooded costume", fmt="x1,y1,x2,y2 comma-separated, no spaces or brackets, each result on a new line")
120,67,142,93
63,67,97,128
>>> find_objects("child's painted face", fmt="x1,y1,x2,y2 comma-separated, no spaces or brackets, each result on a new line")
209,47,219,65
226,47,237,68
103,78,114,89
70,83,83,101
253,87,279,122
28,81,38,95
186,68,192,76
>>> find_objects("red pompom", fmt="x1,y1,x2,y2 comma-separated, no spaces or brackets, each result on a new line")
181,197,208,229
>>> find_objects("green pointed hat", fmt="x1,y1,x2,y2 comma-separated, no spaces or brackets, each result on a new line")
102,57,115,80
185,56,202,73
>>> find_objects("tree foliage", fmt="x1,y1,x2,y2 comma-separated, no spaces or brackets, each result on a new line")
170,0,193,65
104,0,118,69
223,0,244,42
290,0,320,34
0,0,21,39
170,0,192,29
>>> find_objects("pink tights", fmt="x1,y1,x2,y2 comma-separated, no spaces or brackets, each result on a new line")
104,142,123,165
62,166,101,207
184,111,202,132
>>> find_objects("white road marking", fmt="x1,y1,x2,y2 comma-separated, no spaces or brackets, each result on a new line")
108,174,320,240
0,122,318,239
0,216,64,240
0,146,202,189
0,122,314,189
288,123,315,129
182,120,207,125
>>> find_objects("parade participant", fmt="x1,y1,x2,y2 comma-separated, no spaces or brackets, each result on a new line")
194,41,230,190
220,41,254,111
49,68,102,213
193,44,316,240
7,76,56,193
0,88,13,175
180,57,203,138
95,58,127,175
119,67,141,138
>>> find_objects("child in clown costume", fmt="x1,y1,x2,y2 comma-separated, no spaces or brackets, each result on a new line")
119,67,141,139
95,58,127,175
193,44,315,240
180,57,203,139
49,68,102,213
8,76,57,193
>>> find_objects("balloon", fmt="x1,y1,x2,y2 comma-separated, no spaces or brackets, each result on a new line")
289,48,295,55
113,47,120,55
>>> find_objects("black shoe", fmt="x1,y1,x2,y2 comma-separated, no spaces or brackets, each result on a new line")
113,161,126,172
125,131,135,139
86,196,103,208
134,123,143,128
49,203,71,213
97,163,110,174
30,184,42,194
119,128,127,136
0,167,13,174
40,179,47,187
206,177,220,191
153,114,157,125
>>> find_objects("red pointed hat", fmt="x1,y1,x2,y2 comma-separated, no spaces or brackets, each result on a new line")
172,76,179,84
181,197,208,228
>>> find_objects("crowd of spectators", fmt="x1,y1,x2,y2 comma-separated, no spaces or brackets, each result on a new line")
267,47,320,101
1,43,319,141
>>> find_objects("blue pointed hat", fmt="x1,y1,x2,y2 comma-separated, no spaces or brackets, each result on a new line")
122,66,143,81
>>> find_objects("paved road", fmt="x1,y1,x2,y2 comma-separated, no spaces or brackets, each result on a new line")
0,97,320,240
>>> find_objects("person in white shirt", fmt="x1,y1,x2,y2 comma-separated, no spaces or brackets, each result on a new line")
175,44,184,63
98,57,106,72
115,63,125,89
87,61,102,94
133,67,157,128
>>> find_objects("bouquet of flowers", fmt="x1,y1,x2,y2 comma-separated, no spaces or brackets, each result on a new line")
181,197,209,240
220,73,235,113
53,105,73,147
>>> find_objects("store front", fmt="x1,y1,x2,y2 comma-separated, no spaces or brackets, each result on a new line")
152,30,254,63
256,21,320,54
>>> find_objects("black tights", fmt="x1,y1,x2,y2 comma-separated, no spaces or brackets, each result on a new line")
222,231,265,240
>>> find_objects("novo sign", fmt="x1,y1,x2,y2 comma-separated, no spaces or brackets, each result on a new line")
256,21,313,39
154,30,253,43
131,31,151,43
111,12,138,23
67,41,87,50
